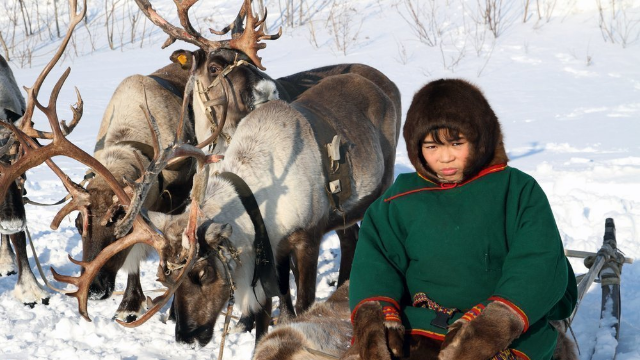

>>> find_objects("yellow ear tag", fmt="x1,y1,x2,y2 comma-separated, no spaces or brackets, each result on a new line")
177,54,188,65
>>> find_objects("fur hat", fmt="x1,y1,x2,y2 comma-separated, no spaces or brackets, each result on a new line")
403,79,508,183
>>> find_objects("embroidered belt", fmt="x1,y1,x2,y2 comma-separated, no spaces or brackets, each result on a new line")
492,349,517,360
413,293,459,330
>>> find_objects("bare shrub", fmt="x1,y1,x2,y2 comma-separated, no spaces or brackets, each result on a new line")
327,0,362,55
439,33,467,72
394,39,410,65
398,0,448,47
462,2,490,56
483,0,504,37
0,31,9,60
597,0,640,48
523,0,531,22
535,0,558,23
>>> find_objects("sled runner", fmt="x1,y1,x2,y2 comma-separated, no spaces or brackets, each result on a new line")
565,218,634,360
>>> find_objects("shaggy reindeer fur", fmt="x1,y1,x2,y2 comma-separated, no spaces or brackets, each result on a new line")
75,62,196,322
150,72,400,346
551,320,579,360
1,55,49,306
252,281,352,360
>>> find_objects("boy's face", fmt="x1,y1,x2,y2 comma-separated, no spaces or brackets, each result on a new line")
421,131,470,183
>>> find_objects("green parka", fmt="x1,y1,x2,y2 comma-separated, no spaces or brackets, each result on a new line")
349,166,577,359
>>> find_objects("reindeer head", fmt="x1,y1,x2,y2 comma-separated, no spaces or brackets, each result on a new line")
171,48,280,140
73,171,134,300
0,0,216,330
135,0,282,149
150,211,236,346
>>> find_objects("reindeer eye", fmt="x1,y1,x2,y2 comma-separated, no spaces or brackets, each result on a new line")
209,64,221,75
197,266,214,285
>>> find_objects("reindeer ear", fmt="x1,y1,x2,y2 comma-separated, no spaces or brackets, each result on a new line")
170,50,193,70
200,222,233,247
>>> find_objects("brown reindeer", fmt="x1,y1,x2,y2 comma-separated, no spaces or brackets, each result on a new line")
73,61,197,322
0,54,49,307
148,64,400,346
253,281,352,360
0,0,210,329
135,0,402,334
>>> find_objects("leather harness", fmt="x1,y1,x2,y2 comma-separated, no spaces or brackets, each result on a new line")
291,102,352,214
217,171,280,298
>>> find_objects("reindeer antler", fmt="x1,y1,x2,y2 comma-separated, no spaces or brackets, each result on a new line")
0,0,215,326
135,0,281,70
226,0,282,70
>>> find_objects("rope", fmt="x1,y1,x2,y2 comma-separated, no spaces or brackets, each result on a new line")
216,238,239,360
195,56,250,152
22,171,95,207
25,226,73,294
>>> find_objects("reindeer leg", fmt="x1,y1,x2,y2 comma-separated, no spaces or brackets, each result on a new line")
231,311,256,334
336,223,359,286
113,243,152,322
290,231,321,314
276,243,296,318
168,295,176,322
113,272,146,322
0,235,17,276
254,297,273,346
9,232,49,307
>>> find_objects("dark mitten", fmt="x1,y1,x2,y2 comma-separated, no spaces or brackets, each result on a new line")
439,302,524,360
342,301,404,360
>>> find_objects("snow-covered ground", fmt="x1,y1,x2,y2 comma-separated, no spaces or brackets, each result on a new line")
1,0,640,359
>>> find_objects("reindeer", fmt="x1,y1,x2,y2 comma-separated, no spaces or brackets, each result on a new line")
145,64,400,346
135,0,402,333
0,54,49,307
73,61,198,322
252,281,352,360
0,0,208,332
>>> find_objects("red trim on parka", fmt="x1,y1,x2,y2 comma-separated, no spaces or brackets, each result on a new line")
350,297,401,325
384,164,508,202
489,296,530,333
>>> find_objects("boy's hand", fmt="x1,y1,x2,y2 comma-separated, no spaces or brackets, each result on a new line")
343,301,404,360
438,301,524,360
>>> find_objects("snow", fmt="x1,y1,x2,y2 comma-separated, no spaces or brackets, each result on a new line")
1,0,640,359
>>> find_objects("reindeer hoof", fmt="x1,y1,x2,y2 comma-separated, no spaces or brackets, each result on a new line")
1,270,17,276
113,312,139,323
24,301,36,308
42,297,50,305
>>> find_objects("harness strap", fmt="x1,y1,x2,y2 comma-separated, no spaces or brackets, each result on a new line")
195,58,251,151
217,171,279,298
148,75,184,99
291,103,352,214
